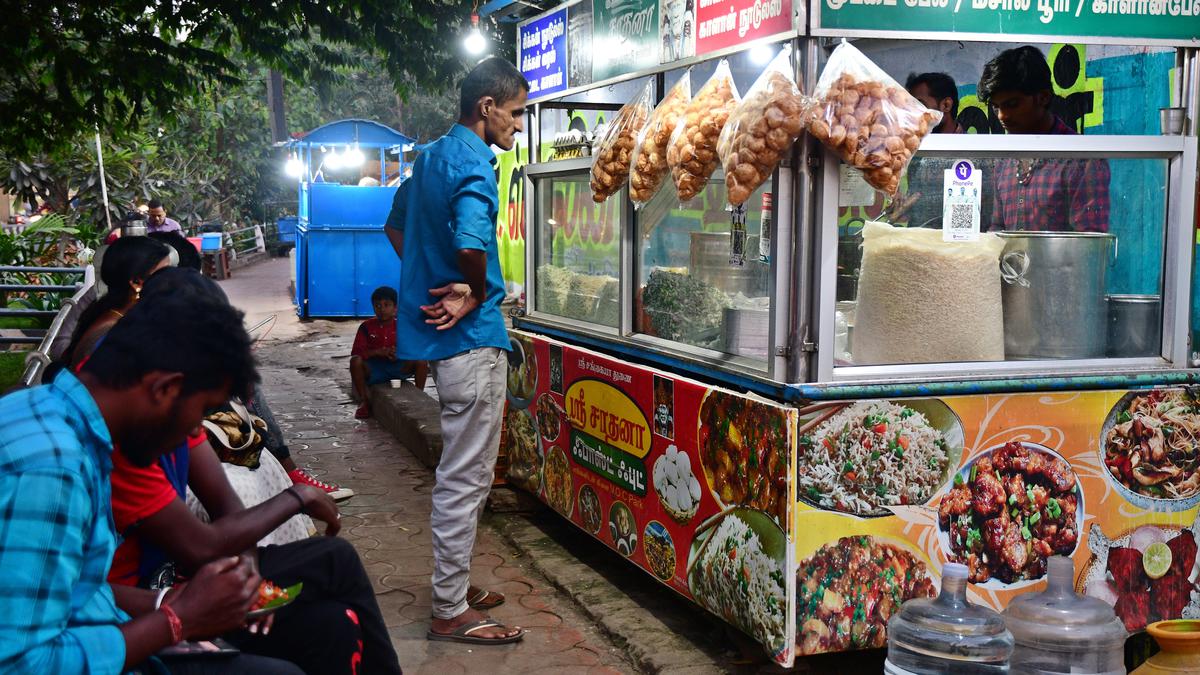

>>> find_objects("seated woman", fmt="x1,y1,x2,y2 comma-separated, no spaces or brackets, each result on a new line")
103,269,403,675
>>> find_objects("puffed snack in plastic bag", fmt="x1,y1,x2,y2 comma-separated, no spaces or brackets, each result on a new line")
590,80,652,203
629,72,691,207
717,45,809,206
666,60,740,203
806,40,942,196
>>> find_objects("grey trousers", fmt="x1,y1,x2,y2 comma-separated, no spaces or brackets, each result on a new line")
429,347,506,619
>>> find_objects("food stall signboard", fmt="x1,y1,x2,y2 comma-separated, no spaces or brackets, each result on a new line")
813,0,1200,45
519,8,570,98
504,330,798,665
592,0,662,81
695,0,795,55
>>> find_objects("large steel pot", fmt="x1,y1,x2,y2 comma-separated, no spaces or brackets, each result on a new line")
689,231,768,296
998,232,1115,360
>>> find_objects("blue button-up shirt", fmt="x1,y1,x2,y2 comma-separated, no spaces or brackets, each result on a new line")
0,371,128,674
385,124,510,361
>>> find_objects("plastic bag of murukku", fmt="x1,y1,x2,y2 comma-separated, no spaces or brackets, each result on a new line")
590,80,652,203
717,45,811,206
806,40,942,196
666,60,741,203
629,72,692,208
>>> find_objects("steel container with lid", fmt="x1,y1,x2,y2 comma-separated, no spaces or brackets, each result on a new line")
1002,556,1126,675
885,563,1014,674
688,232,768,296
998,232,1115,360
1107,294,1162,358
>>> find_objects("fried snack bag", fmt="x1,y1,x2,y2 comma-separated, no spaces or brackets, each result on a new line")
806,40,942,196
590,80,652,203
667,60,740,203
629,72,691,208
717,45,809,206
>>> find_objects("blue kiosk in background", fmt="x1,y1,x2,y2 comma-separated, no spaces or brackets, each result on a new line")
284,119,414,318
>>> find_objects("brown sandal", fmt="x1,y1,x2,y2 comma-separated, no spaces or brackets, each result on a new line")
427,619,525,645
467,588,505,610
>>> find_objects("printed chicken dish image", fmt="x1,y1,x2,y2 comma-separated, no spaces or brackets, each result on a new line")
1082,521,1200,632
940,442,1081,584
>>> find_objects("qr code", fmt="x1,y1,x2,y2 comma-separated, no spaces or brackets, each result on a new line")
948,203,974,231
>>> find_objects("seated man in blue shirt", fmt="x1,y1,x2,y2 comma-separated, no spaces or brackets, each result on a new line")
0,274,301,674
384,57,528,646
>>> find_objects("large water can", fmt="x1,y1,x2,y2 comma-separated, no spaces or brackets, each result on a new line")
998,232,1115,360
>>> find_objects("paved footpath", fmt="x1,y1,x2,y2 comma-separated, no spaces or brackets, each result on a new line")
220,257,886,675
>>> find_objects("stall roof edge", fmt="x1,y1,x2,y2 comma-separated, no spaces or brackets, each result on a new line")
286,118,415,149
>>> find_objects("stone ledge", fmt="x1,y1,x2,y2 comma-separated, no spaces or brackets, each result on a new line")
368,382,443,468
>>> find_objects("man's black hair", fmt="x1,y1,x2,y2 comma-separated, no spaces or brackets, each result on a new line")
906,72,959,118
82,267,259,400
371,286,398,304
148,231,201,271
147,198,164,210
978,46,1052,104
459,58,530,118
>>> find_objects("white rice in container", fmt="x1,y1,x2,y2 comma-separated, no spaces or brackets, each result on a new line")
797,400,949,515
852,220,1005,364
691,515,787,652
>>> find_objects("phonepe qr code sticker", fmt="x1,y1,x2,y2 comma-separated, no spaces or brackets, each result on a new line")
943,160,981,243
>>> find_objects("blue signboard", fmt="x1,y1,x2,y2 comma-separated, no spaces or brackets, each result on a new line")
519,8,569,98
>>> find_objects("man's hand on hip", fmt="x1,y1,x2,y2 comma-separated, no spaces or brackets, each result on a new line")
421,283,481,331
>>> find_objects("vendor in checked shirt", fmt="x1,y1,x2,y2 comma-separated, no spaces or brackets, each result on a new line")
979,46,1111,233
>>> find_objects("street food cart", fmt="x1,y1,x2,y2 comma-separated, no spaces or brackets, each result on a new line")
284,119,414,318
500,1,1200,665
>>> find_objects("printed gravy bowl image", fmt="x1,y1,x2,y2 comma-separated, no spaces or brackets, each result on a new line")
697,390,789,525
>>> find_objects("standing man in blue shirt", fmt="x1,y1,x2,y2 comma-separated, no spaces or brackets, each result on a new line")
384,57,528,646
0,275,301,674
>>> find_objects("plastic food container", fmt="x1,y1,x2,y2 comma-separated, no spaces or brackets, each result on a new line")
886,562,1014,674
1002,556,1126,675
1132,620,1200,674
201,232,223,252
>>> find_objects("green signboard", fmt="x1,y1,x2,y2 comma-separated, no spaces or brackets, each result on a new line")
570,430,648,496
815,0,1200,45
592,0,661,81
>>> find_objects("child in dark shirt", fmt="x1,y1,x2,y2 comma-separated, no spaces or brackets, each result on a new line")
351,286,428,419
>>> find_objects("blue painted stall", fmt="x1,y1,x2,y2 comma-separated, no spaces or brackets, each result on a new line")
284,119,415,318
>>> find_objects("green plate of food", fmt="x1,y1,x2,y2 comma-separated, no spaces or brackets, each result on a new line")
246,581,302,619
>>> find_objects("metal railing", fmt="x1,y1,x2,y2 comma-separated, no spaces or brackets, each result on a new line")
20,265,95,387
226,224,266,259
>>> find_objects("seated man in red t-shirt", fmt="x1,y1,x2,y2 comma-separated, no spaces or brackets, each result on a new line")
351,286,428,419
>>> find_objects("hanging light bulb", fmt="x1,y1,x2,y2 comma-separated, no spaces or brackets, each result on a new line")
284,154,304,178
325,148,343,170
344,144,365,167
464,14,487,56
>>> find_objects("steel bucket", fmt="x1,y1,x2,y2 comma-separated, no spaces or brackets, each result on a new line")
688,232,768,296
1106,294,1162,358
998,232,1115,359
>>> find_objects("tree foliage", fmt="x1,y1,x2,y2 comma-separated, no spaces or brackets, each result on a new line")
0,0,480,156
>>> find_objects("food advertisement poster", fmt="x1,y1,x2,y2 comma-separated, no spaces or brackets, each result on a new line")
793,390,1200,657
519,8,570,98
592,0,661,81
503,330,799,665
695,0,794,56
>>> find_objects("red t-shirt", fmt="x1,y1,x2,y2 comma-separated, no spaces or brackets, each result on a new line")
351,317,396,358
108,430,208,586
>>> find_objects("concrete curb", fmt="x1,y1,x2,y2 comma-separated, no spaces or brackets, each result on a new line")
367,383,443,468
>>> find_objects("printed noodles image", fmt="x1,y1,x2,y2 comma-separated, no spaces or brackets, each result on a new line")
1103,389,1200,502
797,400,953,516
698,390,788,524
688,509,788,656
644,521,677,581
795,536,935,656
940,442,1081,585
537,393,563,442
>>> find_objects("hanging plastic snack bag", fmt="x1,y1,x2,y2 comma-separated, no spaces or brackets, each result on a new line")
806,40,942,196
629,72,692,207
590,80,653,203
717,45,810,206
667,60,740,203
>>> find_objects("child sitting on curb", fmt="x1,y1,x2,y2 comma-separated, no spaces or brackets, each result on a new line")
351,286,428,419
